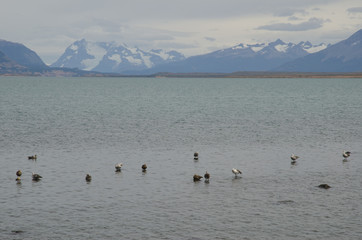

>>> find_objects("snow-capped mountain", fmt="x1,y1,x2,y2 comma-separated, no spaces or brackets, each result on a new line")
51,39,185,73
218,39,327,56
142,39,330,74
275,29,362,72
51,38,331,74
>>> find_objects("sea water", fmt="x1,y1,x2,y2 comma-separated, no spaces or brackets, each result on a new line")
0,77,361,239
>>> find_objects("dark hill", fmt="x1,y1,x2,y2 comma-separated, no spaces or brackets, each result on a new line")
0,50,27,74
0,39,48,69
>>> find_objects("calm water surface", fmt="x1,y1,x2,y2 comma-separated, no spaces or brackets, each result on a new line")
0,77,361,239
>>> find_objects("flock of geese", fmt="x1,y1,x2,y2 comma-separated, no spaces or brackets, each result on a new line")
290,150,352,189
15,151,352,188
192,152,242,182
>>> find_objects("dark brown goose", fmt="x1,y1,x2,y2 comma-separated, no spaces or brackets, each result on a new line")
142,164,147,172
32,173,42,181
28,155,37,160
204,171,210,182
318,184,331,189
193,174,203,182
85,174,92,182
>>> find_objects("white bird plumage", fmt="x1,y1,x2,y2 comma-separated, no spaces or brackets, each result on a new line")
115,163,123,172
342,151,351,158
232,168,242,178
290,154,299,161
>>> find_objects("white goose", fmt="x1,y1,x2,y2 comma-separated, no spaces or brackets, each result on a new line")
342,151,351,158
290,154,299,162
232,168,242,178
115,163,123,172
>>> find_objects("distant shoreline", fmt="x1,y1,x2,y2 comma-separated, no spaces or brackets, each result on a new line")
149,72,362,78
1,71,362,78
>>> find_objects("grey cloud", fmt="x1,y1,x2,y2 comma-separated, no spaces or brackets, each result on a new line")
257,18,326,31
347,7,362,13
19,0,340,22
288,16,302,21
204,37,216,42
147,42,198,51
274,8,307,17
123,0,338,20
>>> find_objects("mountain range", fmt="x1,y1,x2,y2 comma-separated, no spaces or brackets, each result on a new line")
51,39,186,73
275,29,362,72
140,40,329,74
1,29,362,76
51,39,329,74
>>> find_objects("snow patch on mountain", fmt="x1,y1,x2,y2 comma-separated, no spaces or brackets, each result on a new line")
150,49,171,61
139,52,153,68
352,40,360,46
83,43,107,70
274,44,289,53
232,44,247,50
82,42,107,70
108,54,122,64
299,41,330,54
305,45,327,53
70,44,78,52
251,46,264,52
125,56,142,65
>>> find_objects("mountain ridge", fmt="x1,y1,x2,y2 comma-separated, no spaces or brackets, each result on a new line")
136,39,329,74
51,38,329,74
51,39,186,73
274,29,362,72
1,29,362,76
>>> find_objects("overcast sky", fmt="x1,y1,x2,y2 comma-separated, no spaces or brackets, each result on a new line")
1,0,362,64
